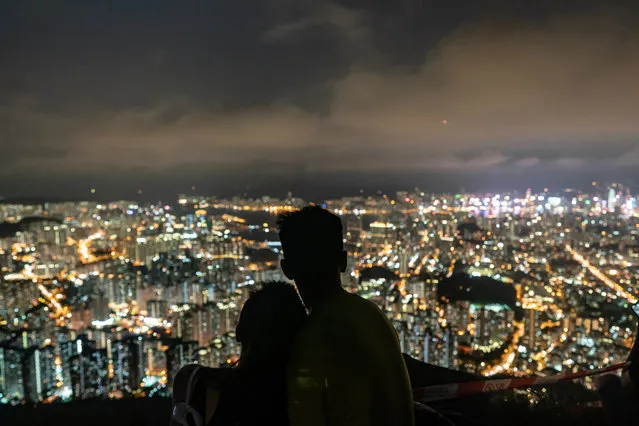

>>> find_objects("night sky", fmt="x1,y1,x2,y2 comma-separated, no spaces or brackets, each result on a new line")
2,1,639,201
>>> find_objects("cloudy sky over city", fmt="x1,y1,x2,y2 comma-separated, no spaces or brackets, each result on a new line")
2,1,639,199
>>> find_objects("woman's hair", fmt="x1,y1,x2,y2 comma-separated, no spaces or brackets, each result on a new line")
235,281,307,370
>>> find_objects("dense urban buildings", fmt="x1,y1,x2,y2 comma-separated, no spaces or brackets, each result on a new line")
0,186,637,405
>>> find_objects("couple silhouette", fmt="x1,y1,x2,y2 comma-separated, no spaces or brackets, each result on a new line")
171,206,415,426
171,207,639,426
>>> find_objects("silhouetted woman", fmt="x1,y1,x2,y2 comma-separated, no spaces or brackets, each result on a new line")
171,281,307,426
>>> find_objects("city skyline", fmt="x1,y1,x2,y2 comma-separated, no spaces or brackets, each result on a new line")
1,187,638,405
3,1,639,199
1,176,637,205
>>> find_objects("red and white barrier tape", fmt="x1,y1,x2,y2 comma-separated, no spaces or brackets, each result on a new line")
414,361,630,402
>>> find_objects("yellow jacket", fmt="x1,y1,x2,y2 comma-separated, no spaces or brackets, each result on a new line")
287,289,414,426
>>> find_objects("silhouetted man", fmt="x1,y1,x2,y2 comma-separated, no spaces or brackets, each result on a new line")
278,206,414,426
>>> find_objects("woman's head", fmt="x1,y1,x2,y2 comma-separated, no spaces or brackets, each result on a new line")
236,281,307,369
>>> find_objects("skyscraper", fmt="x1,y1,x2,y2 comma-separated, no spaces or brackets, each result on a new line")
525,309,538,351
70,348,108,399
399,248,410,276
423,330,431,363
26,345,58,402
0,345,25,403
111,338,145,393
60,335,92,387
608,187,617,211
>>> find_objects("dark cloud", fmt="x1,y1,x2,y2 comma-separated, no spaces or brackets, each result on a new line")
1,1,639,198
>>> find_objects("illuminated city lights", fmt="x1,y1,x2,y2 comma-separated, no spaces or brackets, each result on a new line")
0,187,638,405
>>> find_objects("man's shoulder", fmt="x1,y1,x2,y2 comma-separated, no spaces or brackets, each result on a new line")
320,291,398,343
336,291,387,318
301,290,394,342
330,289,370,306
300,292,385,333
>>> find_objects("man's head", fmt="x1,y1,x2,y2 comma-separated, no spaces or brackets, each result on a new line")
277,206,347,303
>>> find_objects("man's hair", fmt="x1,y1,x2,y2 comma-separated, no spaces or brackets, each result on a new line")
277,206,344,263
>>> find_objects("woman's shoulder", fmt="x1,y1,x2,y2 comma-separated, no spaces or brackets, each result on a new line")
207,368,249,425
190,366,246,403
198,367,237,384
